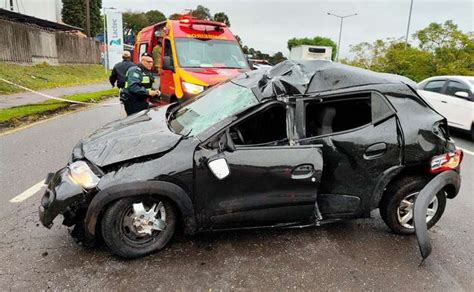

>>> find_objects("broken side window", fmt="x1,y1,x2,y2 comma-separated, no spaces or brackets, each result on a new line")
305,94,372,137
230,104,288,146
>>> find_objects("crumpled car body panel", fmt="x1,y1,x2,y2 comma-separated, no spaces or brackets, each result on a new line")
80,105,181,167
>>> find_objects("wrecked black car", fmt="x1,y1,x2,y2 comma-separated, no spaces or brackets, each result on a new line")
39,60,463,259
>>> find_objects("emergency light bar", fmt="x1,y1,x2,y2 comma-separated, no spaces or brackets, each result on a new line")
179,18,226,28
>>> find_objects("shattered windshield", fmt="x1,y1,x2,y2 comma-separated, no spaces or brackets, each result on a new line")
169,82,258,136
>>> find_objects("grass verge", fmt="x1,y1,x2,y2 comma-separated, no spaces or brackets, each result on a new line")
0,88,118,131
0,63,109,94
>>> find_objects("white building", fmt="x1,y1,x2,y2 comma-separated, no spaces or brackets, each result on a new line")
1,0,62,22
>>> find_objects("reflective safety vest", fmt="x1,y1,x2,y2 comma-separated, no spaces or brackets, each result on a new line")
121,64,155,102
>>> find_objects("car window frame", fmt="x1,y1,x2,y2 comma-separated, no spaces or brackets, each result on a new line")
422,79,448,94
445,79,472,100
163,38,174,66
138,43,148,57
294,90,396,142
199,100,293,150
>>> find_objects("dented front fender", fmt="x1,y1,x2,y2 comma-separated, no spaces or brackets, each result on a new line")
414,170,461,260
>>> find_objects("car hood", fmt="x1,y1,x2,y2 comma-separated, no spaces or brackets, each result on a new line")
79,105,181,167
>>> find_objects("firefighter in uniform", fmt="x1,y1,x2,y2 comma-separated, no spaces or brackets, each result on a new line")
120,53,161,116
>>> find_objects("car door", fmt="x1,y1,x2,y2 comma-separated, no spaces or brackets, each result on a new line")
297,92,401,217
442,80,474,130
193,103,323,229
160,38,175,101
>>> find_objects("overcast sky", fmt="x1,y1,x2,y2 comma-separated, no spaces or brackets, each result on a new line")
103,0,473,58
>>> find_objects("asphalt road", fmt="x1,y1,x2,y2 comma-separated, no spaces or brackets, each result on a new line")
0,100,473,290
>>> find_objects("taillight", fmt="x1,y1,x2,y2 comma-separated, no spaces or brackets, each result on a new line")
429,149,463,173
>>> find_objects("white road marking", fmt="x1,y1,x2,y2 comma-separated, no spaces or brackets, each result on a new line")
458,147,474,156
9,180,46,203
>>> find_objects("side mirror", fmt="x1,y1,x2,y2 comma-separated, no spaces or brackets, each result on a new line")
208,157,230,180
454,91,469,99
163,56,174,72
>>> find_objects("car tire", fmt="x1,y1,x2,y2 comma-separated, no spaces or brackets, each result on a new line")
380,176,446,235
101,196,177,258
70,221,96,247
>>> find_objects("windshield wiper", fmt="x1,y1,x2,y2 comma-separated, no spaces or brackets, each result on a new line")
167,104,182,123
182,128,193,138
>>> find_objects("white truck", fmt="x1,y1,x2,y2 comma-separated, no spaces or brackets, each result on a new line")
289,45,333,61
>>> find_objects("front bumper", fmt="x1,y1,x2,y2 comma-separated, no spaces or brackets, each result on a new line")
38,167,87,228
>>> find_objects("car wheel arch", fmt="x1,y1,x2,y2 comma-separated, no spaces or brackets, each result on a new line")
83,181,197,240
370,165,404,210
379,165,460,202
374,166,435,210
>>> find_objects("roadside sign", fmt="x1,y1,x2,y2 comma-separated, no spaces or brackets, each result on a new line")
106,12,123,70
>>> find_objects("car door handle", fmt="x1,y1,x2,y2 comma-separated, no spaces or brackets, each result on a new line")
291,164,314,180
364,143,387,160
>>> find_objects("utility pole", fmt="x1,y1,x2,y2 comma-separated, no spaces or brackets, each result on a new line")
85,0,91,37
9,0,14,11
405,0,414,49
327,12,358,62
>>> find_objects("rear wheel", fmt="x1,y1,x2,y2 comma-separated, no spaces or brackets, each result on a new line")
101,196,176,258
380,176,446,235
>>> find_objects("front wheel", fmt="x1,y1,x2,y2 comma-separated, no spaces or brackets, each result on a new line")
380,176,447,235
101,196,176,258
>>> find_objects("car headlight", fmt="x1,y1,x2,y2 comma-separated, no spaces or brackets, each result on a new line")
68,161,100,189
182,81,204,95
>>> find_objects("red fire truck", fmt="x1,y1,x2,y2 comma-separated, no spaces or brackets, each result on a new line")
133,18,250,103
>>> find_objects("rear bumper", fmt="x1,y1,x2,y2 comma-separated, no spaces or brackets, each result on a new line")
414,170,461,260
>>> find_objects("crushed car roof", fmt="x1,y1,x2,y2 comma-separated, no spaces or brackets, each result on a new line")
232,60,416,100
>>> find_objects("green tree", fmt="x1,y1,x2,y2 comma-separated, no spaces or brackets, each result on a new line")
62,0,84,30
123,12,150,36
415,20,473,76
345,21,473,81
168,13,181,20
62,0,102,36
145,10,166,24
191,5,211,20
269,52,287,65
287,36,337,60
415,20,467,52
235,35,243,45
122,10,167,37
89,0,102,36
213,12,230,27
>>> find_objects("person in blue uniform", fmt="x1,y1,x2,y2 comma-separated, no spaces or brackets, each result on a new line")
120,53,161,116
